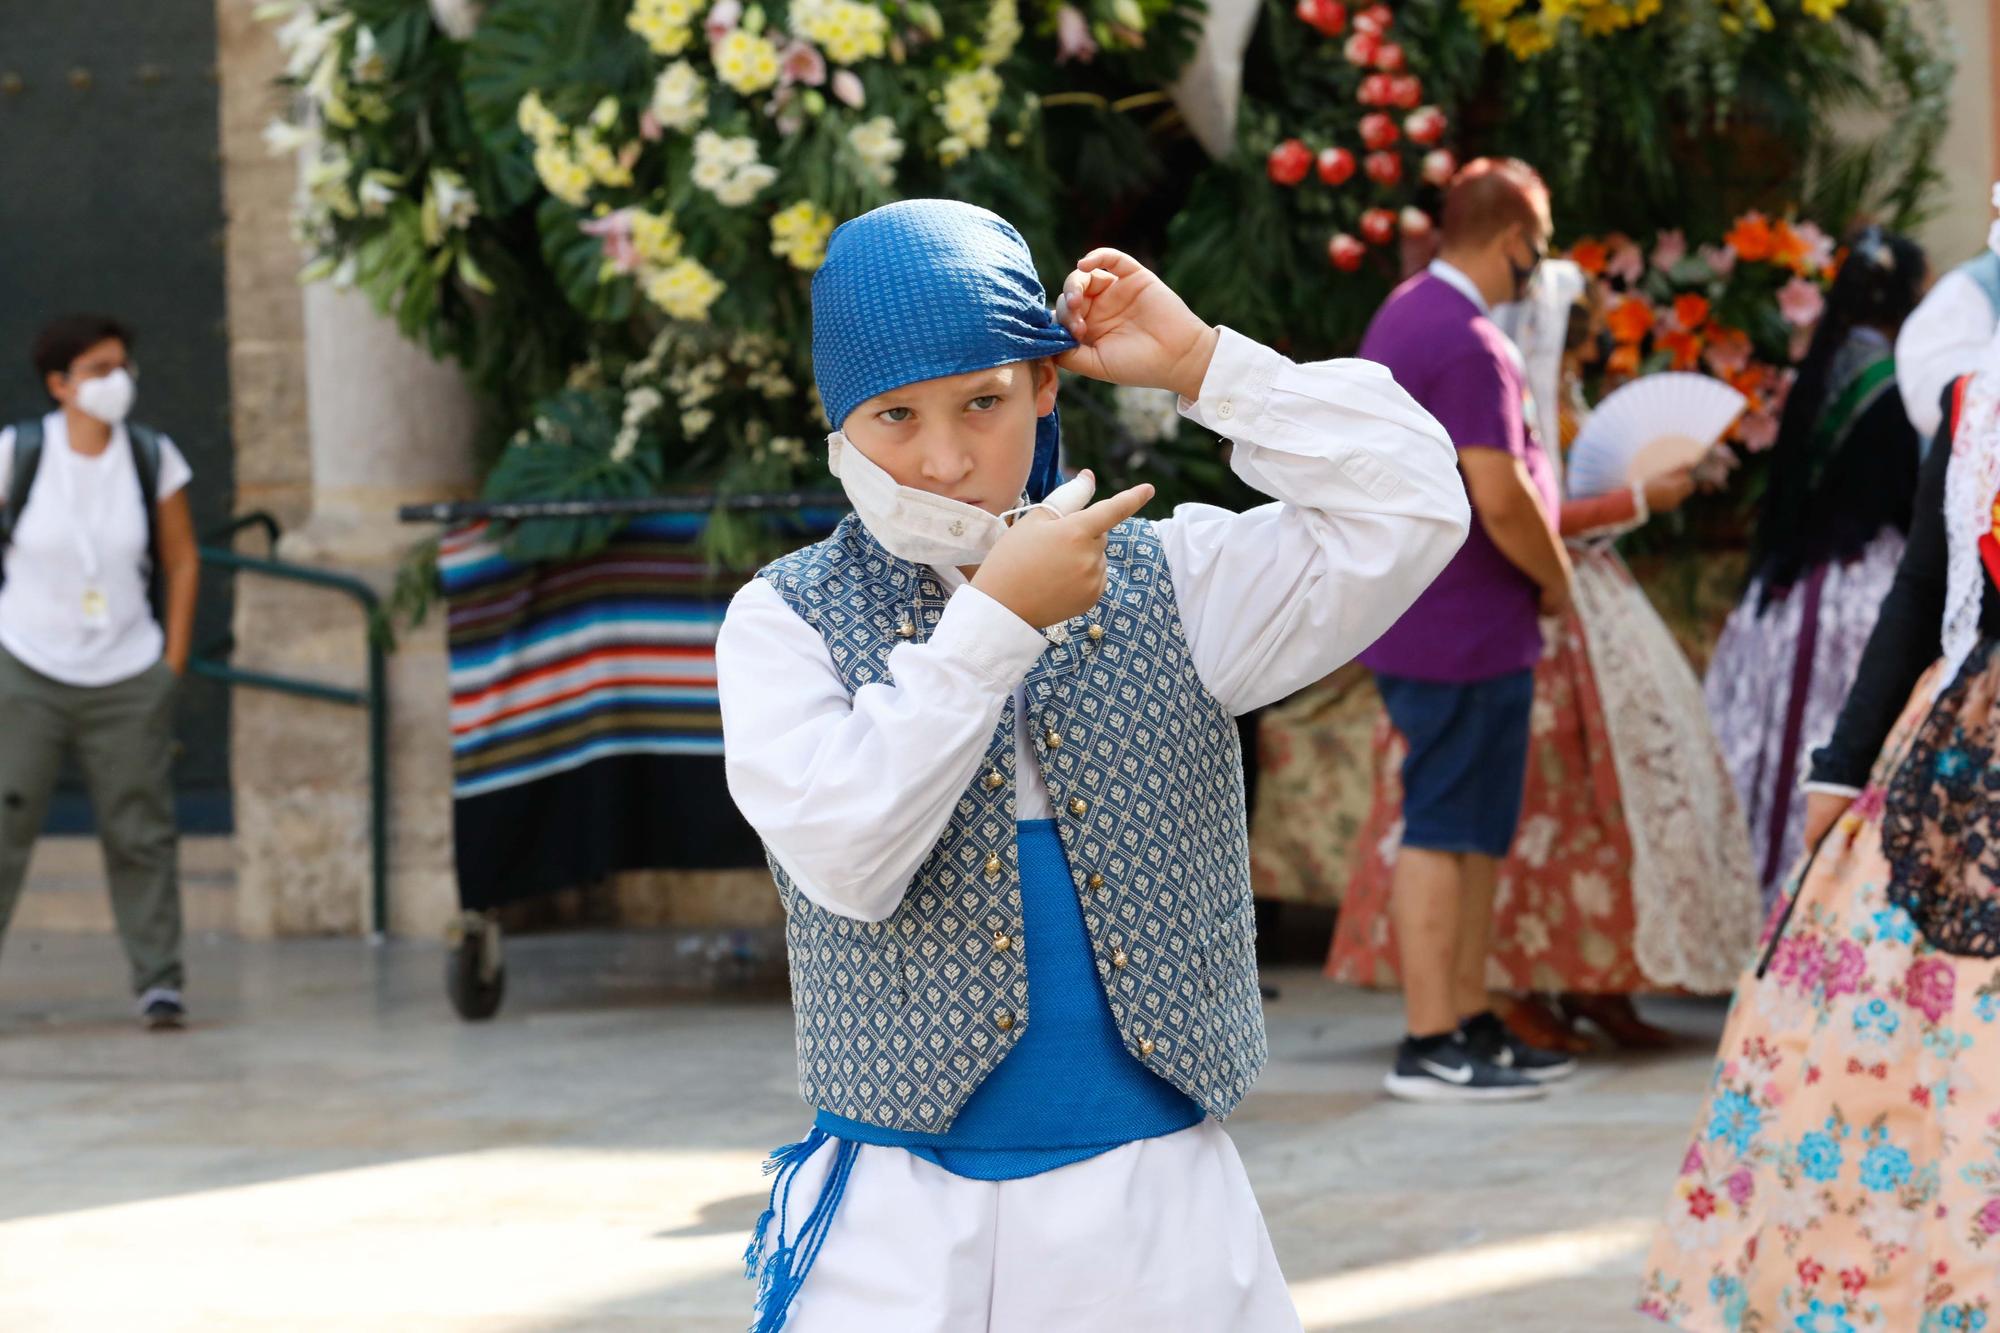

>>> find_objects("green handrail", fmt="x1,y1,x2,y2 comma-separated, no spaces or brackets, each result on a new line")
193,513,390,937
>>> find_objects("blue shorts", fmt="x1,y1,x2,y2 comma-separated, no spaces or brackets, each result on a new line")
1376,670,1535,859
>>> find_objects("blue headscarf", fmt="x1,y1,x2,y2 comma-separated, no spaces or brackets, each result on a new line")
811,199,1077,501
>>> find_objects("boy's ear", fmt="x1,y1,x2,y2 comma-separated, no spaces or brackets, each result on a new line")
1033,358,1060,416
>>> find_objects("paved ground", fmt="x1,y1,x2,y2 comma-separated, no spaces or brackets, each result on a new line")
0,931,1723,1331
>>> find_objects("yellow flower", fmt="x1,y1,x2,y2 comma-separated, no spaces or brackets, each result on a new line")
517,90,561,145
797,0,889,65
1504,14,1556,57
1111,0,1145,30
577,133,635,188
937,68,1003,151
533,143,593,207
715,30,782,95
646,258,726,321
650,61,708,132
981,0,1022,63
1801,0,1843,18
631,210,683,265
628,0,697,54
770,200,836,270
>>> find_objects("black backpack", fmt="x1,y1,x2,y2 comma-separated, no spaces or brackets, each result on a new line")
0,418,168,624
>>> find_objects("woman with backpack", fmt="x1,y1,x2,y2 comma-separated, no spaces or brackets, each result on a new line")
0,315,199,1030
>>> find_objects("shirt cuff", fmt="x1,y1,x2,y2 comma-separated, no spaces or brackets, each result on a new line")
1801,781,1864,800
922,584,1050,691
1178,327,1283,437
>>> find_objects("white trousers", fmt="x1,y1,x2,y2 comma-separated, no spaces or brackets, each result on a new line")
763,1121,1303,1333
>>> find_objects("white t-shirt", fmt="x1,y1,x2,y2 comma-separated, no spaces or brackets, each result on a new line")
0,411,192,687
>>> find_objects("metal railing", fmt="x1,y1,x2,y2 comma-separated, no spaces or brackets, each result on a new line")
395,491,848,524
193,513,390,938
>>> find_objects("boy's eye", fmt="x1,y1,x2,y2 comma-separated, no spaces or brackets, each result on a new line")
968,395,1001,412
878,406,913,424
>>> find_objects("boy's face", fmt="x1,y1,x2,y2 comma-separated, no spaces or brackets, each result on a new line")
840,359,1060,514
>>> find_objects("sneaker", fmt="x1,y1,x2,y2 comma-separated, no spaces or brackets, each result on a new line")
138,989,187,1032
1461,1010,1577,1083
1383,1036,1547,1103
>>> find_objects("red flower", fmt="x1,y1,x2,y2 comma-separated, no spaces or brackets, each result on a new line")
1420,148,1456,185
1726,211,1775,263
1358,73,1395,107
1569,238,1608,277
1359,113,1399,150
1327,232,1366,271
1806,1063,1822,1084
1344,31,1382,65
1375,40,1406,70
1912,1084,1933,1107
1660,328,1703,370
1798,1258,1824,1286
1364,150,1402,185
1686,1187,1717,1221
1606,295,1654,345
1267,138,1313,186
1294,0,1349,35
1316,146,1356,185
1390,75,1423,109
1404,105,1447,145
1839,1267,1867,1296
1354,3,1393,34
1359,208,1397,246
1672,293,1711,331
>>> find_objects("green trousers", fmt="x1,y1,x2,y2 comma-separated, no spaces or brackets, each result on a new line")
0,647,184,995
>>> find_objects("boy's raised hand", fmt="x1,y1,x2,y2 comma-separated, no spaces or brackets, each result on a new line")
971,474,1157,629
1056,250,1220,403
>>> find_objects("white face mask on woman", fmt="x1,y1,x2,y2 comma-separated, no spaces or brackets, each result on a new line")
826,431,1095,567
74,368,137,426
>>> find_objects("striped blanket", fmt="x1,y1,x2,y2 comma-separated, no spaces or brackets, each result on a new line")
440,515,783,909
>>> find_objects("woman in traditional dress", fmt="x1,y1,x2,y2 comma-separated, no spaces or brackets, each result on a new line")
1705,229,1928,908
1638,314,2000,1332
1326,262,1766,1050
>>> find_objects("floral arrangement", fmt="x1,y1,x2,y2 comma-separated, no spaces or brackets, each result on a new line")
1571,210,1839,452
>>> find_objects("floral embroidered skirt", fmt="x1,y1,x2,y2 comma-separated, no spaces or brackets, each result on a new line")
1325,549,1761,995
1638,643,2000,1332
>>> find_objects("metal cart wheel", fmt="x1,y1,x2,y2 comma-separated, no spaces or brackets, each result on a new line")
446,911,506,1021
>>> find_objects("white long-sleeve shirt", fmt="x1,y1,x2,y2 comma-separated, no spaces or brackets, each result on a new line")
1896,267,1997,440
717,328,1469,922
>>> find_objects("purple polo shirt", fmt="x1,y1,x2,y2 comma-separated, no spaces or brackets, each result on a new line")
1358,271,1558,682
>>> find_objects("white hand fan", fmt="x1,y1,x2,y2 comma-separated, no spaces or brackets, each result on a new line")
1565,373,1748,499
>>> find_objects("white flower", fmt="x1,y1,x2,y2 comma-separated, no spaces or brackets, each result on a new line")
262,117,312,156
682,407,716,435
1514,814,1559,868
624,386,666,423
650,61,708,132
349,26,388,83
981,0,1022,64
1113,385,1181,444
611,425,641,462
420,168,479,246
846,115,903,185
277,10,351,79
357,169,401,217
693,133,776,205
1570,870,1614,919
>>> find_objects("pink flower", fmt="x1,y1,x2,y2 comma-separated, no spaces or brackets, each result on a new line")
1774,935,1823,992
1606,237,1645,284
1789,325,1813,362
706,0,742,41
1763,1081,1786,1108
579,210,641,275
1824,939,1866,998
830,69,865,107
1726,1168,1755,1206
1903,957,1955,1025
1737,409,1780,452
1650,228,1687,273
639,109,665,141
1778,276,1826,328
1056,5,1098,62
1794,220,1836,272
1682,1143,1705,1175
1699,243,1737,278
779,39,826,86
1976,1198,2000,1235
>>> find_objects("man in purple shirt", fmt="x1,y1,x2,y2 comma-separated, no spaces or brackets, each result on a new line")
1357,159,1578,1102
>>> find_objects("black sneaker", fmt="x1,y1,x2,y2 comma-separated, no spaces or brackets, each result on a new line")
138,990,186,1032
1383,1036,1547,1103
1460,1010,1577,1083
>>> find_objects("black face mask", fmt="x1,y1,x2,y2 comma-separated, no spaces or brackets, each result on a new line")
1508,232,1548,303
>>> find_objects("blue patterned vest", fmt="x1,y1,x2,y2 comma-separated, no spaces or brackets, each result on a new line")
757,514,1266,1133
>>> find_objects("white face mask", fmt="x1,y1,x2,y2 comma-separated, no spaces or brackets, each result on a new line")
74,368,137,426
826,431,1094,566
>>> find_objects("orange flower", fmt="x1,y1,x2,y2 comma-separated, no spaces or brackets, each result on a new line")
1660,328,1704,370
1726,211,1774,263
1769,219,1809,272
1673,293,1711,330
1728,366,1764,400
1607,344,1642,377
1570,239,1608,277
1606,295,1655,345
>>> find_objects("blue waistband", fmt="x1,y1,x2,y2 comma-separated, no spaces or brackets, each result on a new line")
813,819,1202,1180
